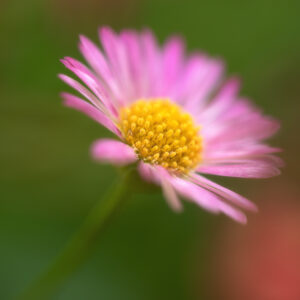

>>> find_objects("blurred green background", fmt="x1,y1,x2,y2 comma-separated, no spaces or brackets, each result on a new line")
1,0,300,299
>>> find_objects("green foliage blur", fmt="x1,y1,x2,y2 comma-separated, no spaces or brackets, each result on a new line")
0,0,299,299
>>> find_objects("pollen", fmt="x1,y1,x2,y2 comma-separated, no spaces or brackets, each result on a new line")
119,99,203,174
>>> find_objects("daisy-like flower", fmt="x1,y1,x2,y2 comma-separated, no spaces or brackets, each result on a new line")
60,27,283,224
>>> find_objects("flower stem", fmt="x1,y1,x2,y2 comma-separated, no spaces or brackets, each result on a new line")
18,168,134,300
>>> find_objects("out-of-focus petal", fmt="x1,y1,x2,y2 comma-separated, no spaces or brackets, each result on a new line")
60,57,118,117
171,176,220,213
197,161,281,178
184,59,224,113
170,176,247,224
99,27,132,102
157,167,183,212
160,36,185,95
140,29,162,97
120,30,143,97
197,77,240,124
138,162,158,184
91,139,137,166
78,35,122,102
59,74,103,110
138,164,183,211
202,99,280,144
189,173,257,212
62,93,121,137
203,144,282,161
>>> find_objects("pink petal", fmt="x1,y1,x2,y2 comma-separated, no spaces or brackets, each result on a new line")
60,57,118,117
170,176,220,213
138,163,184,212
138,162,159,184
160,36,185,95
99,27,132,102
203,99,280,143
208,155,284,168
79,36,125,106
171,53,207,102
120,30,153,100
79,35,111,77
197,161,281,178
157,167,183,212
212,199,247,224
137,164,183,211
184,59,224,112
62,93,122,138
203,144,282,161
170,177,247,224
140,29,162,97
91,139,137,166
197,77,240,124
59,74,102,109
189,173,257,212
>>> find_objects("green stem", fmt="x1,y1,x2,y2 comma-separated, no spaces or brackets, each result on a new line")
18,168,134,300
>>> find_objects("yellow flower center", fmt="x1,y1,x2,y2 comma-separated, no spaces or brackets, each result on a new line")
119,99,202,174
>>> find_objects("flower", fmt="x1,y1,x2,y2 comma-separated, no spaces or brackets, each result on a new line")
59,27,283,224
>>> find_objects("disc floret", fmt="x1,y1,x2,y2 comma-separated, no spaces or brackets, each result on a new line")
120,99,202,174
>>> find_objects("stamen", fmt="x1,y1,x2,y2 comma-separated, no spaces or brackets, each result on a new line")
120,99,202,174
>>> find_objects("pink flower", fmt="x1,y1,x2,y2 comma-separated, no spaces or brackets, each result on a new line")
60,27,283,224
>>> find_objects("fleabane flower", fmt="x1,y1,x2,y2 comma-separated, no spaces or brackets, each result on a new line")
59,27,283,224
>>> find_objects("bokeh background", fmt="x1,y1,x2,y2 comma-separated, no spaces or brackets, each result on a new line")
1,0,300,299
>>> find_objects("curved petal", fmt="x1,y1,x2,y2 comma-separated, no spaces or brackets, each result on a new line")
59,74,103,110
170,176,247,224
60,57,118,117
78,35,122,102
138,162,159,184
157,167,183,212
189,173,257,212
62,93,122,138
170,176,220,213
91,139,137,166
138,164,183,212
79,35,112,80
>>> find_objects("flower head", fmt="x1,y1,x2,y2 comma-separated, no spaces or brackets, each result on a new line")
60,27,283,224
